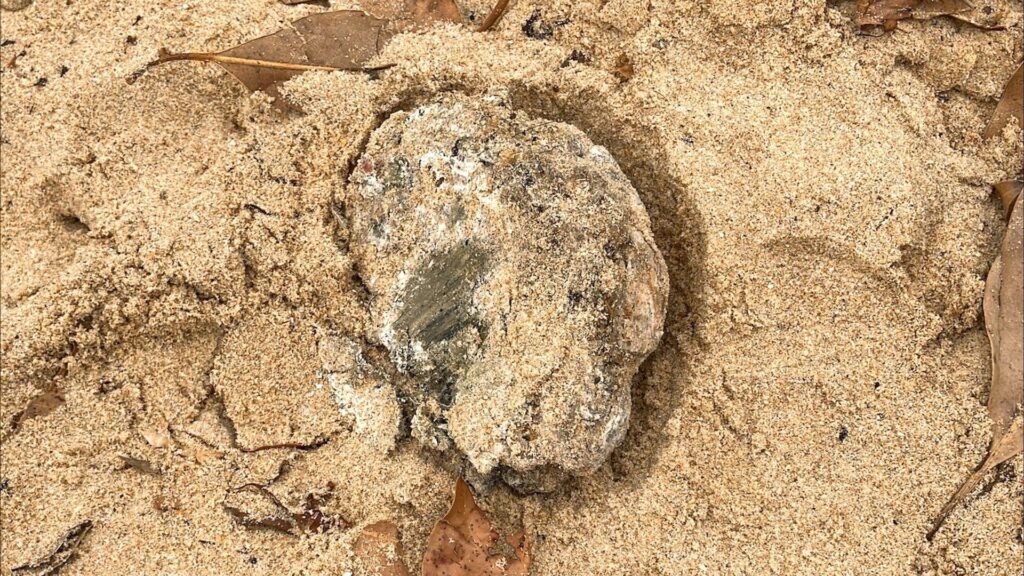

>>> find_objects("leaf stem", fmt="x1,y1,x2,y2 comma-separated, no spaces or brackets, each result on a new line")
477,0,511,32
148,50,394,73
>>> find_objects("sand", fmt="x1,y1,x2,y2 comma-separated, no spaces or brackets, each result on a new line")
1,0,1022,574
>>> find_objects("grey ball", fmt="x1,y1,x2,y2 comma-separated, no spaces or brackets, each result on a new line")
345,94,668,491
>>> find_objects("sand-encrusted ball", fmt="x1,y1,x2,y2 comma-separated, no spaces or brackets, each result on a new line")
345,94,668,491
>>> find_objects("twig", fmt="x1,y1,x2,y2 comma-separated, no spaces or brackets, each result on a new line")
238,435,330,453
477,0,511,32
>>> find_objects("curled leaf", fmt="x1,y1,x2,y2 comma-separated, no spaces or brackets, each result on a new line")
929,191,1023,539
422,478,530,576
983,63,1023,140
994,180,1022,216
355,521,411,576
12,520,92,576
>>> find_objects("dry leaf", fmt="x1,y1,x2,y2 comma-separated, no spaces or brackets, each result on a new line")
355,521,411,576
11,389,64,430
422,478,531,576
929,191,1023,539
857,0,920,29
856,0,1004,32
983,63,1023,140
358,0,462,23
994,180,1022,215
12,520,92,576
138,3,463,109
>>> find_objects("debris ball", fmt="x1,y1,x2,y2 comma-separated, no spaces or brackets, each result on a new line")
346,94,668,491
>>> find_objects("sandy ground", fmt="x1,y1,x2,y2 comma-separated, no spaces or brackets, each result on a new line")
1,0,1022,574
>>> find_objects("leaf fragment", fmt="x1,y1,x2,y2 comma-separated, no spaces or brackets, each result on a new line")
856,0,1005,32
355,521,411,576
422,478,531,576
12,520,92,576
406,0,464,25
983,63,1023,140
929,190,1023,539
994,180,1022,216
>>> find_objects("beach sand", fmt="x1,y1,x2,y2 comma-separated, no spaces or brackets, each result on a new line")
1,0,1022,574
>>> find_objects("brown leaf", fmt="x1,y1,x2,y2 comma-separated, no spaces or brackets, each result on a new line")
929,193,1023,539
983,196,1023,442
856,0,919,29
355,521,411,576
909,0,971,19
358,0,462,23
983,63,1023,140
856,0,1004,31
138,4,464,109
422,478,531,576
12,520,92,576
994,180,1022,216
